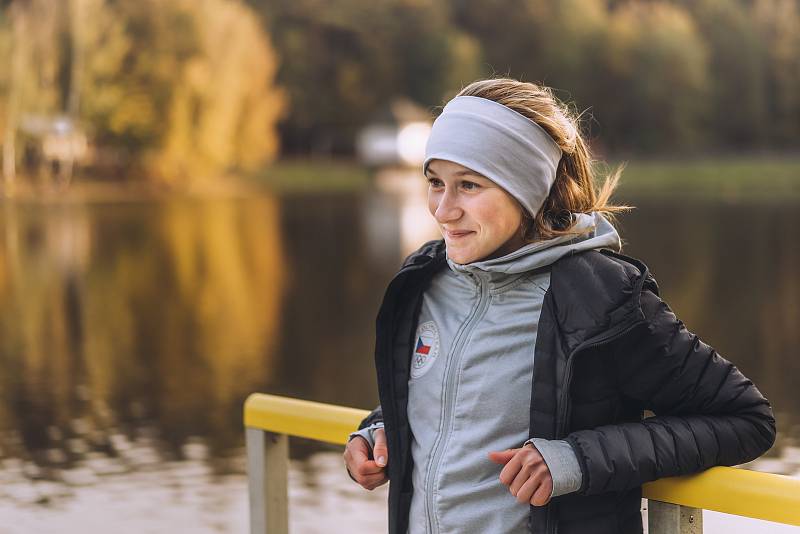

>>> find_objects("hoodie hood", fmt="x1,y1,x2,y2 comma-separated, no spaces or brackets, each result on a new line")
447,212,621,279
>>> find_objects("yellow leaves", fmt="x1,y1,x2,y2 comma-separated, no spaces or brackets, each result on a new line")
1,0,284,185
107,91,159,138
153,0,285,183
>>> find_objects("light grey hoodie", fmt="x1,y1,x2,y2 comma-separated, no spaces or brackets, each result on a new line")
353,212,620,534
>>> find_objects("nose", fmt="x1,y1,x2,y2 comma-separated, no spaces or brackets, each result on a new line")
433,187,463,223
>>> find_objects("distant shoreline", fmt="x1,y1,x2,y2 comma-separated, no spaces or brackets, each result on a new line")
613,155,800,199
2,154,798,202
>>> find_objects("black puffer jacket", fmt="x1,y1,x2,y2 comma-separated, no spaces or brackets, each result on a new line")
360,240,776,534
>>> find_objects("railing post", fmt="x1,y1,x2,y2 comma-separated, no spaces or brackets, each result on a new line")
647,500,703,534
247,427,289,534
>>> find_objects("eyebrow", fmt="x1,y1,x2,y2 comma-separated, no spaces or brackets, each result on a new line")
426,169,487,179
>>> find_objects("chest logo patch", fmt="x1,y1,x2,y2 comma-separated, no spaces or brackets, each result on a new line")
410,321,440,379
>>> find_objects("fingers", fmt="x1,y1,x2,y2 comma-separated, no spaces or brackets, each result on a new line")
509,463,550,505
531,476,553,506
356,459,386,477
498,449,523,485
372,428,388,467
359,471,389,491
351,460,388,490
347,440,384,477
508,462,533,496
497,446,553,506
487,449,517,465
343,435,388,490
345,436,370,465
514,475,541,504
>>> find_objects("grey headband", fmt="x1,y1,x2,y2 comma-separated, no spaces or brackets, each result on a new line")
423,95,562,217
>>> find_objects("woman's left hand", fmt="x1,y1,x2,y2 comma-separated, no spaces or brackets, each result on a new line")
488,443,553,506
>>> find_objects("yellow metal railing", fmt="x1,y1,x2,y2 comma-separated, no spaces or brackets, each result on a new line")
244,393,800,534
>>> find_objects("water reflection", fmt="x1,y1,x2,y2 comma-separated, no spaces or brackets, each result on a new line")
0,196,285,475
0,187,798,532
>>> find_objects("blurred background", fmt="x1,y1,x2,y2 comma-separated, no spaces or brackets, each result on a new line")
0,0,798,532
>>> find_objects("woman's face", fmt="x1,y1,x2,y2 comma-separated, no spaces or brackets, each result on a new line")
426,159,526,264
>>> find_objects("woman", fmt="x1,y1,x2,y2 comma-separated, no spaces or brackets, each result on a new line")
343,78,776,534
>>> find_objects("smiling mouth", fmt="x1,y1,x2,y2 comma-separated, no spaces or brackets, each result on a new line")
445,230,474,239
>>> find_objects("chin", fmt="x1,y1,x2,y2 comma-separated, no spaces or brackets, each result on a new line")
446,248,481,264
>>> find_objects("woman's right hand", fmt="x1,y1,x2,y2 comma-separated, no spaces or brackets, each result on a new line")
344,427,389,490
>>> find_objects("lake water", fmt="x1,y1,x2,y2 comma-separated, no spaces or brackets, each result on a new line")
0,179,798,533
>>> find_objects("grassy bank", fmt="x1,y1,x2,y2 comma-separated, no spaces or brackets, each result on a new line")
5,156,796,201
251,158,371,193
255,155,800,199
612,155,800,198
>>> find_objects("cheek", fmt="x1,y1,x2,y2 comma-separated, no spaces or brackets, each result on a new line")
427,191,438,216
478,199,522,236
474,204,514,232
502,211,523,234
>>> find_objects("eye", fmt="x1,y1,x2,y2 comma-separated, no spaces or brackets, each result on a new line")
461,180,481,191
427,177,444,188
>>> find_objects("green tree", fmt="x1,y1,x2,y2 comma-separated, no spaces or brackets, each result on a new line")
450,0,713,152
596,2,711,152
153,0,285,182
752,0,800,146
78,0,284,183
678,0,768,149
252,0,481,155
1,0,284,186
451,0,608,96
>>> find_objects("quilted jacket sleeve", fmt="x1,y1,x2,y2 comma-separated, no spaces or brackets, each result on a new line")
345,406,384,483
565,287,777,495
359,405,383,430
348,405,384,447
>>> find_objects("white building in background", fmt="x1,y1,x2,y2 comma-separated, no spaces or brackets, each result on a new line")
355,99,432,168
357,99,440,260
18,114,88,187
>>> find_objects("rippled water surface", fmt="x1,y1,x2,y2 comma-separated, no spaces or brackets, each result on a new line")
0,183,798,533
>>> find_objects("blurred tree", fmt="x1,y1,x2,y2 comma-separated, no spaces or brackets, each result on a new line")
0,1,64,190
250,0,482,155
677,0,768,149
153,0,285,182
596,2,710,152
77,0,284,183
0,0,284,186
3,0,798,167
450,0,541,79
0,7,16,190
450,0,607,96
450,0,713,152
450,0,611,147
752,0,800,146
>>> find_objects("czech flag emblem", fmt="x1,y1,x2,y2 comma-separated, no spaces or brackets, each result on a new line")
415,337,431,355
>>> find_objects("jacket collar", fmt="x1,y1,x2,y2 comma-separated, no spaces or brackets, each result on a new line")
399,239,447,272
549,249,654,354
398,242,654,352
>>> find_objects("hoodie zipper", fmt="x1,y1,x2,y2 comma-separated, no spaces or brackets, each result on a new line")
424,272,490,534
545,319,647,534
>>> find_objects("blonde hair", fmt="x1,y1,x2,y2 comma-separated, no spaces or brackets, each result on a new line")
456,78,630,241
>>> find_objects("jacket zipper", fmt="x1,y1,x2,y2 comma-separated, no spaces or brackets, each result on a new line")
424,273,490,534
555,320,647,437
383,257,438,500
545,319,647,534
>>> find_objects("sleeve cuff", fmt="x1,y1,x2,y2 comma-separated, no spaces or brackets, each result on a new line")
348,422,385,451
525,438,583,498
